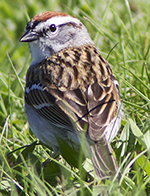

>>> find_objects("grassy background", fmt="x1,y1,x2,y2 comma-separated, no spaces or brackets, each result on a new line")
0,0,150,195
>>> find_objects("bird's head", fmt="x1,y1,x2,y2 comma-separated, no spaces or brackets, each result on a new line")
20,11,93,65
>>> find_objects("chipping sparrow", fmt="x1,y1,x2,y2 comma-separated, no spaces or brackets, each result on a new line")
20,11,122,178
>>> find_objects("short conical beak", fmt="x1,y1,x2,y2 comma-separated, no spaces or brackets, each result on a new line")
20,31,38,42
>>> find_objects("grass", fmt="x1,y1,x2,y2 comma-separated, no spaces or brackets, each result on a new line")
0,0,150,195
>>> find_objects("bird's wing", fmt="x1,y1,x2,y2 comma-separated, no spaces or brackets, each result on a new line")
25,45,120,138
87,76,120,141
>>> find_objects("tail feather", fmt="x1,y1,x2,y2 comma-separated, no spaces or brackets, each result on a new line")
90,139,117,178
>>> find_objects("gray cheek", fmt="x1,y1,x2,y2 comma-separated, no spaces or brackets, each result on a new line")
57,33,72,44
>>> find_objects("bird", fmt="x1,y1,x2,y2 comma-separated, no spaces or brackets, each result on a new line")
20,11,122,178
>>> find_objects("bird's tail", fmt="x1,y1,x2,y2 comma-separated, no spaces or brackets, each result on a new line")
90,138,117,178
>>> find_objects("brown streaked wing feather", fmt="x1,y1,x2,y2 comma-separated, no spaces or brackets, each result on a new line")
25,88,73,127
87,79,120,141
25,44,120,140
55,89,89,131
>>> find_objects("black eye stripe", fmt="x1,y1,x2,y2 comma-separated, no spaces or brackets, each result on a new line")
26,21,57,35
26,21,76,35
26,20,77,31
26,20,41,30
43,27,49,34
38,24,57,36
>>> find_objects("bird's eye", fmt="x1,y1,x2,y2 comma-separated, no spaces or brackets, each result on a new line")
49,24,56,32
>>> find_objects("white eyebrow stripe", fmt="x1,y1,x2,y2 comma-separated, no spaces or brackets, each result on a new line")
35,16,81,32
